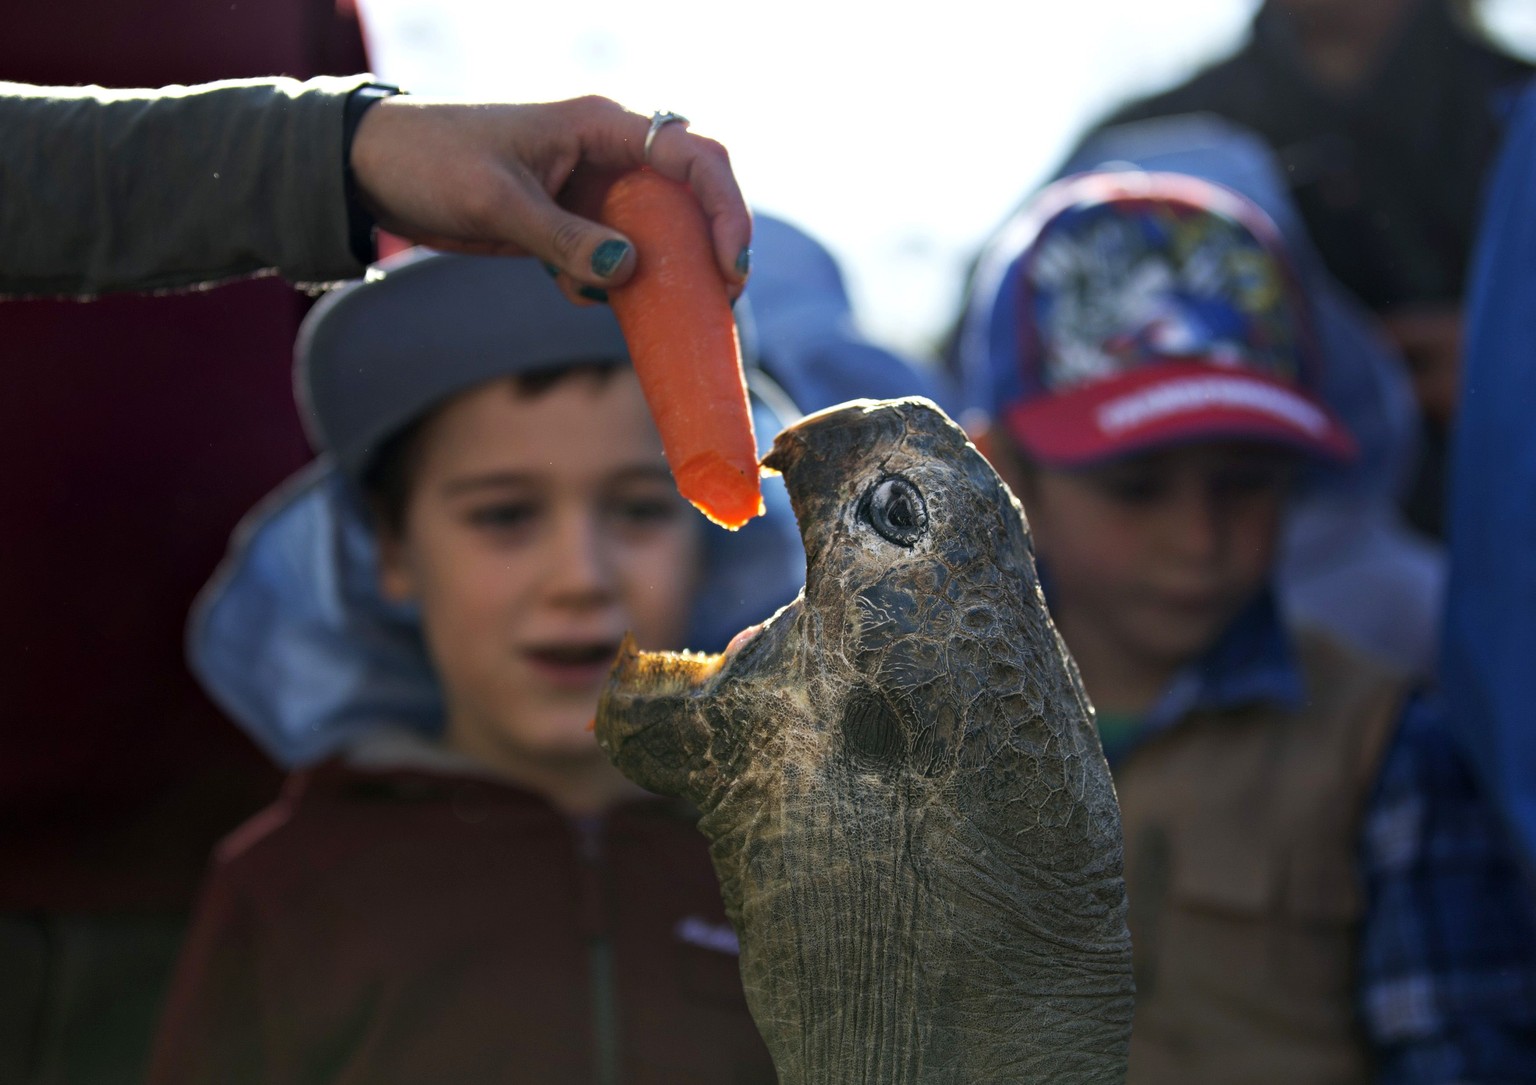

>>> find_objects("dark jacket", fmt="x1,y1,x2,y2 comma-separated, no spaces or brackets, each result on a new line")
0,7,374,921
0,71,370,914
149,756,776,1084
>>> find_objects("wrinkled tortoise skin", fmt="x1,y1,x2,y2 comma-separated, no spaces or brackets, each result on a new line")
597,398,1134,1083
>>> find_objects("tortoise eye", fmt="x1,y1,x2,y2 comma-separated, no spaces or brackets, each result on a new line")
863,475,927,547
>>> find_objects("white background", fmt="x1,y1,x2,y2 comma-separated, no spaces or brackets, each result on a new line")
357,0,1536,359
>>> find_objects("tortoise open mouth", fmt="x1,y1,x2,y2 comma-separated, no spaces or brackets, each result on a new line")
606,632,726,699
595,602,792,769
593,634,735,795
603,610,772,700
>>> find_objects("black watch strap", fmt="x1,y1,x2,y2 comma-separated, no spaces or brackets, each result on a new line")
342,82,405,265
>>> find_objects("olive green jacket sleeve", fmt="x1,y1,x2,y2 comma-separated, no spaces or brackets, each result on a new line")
0,74,376,297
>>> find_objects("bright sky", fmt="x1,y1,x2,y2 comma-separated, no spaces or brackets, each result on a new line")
357,0,1536,358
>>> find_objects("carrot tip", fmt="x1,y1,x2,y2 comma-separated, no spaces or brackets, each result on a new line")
677,452,763,530
690,494,766,531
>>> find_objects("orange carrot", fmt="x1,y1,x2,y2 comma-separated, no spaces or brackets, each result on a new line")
600,169,763,529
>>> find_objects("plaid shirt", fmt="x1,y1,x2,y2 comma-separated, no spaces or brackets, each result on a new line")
1360,692,1536,1084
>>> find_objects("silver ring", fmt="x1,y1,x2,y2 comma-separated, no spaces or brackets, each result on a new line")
644,111,690,163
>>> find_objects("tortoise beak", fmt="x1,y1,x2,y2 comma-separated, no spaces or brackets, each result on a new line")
594,633,726,802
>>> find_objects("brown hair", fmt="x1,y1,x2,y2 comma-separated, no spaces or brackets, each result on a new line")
363,361,625,537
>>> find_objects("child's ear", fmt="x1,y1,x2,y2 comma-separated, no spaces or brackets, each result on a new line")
375,530,418,604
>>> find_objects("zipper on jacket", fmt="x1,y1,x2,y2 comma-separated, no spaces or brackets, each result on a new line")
574,816,619,1085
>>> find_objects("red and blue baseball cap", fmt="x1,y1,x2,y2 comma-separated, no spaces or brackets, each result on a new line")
960,171,1356,466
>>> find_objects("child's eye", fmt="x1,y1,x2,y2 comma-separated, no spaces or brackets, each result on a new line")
1095,475,1166,505
612,496,682,525
467,501,537,530
1211,464,1292,501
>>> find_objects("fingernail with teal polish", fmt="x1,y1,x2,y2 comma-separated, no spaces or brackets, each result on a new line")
579,285,609,303
735,247,752,277
541,261,560,279
590,239,631,280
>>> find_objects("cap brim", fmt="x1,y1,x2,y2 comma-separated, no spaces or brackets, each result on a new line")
1004,361,1357,467
297,250,632,482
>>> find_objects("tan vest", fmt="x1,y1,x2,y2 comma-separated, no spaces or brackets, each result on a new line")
1115,630,1402,1085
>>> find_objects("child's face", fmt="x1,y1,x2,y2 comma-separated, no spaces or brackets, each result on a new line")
1010,441,1293,676
377,368,703,780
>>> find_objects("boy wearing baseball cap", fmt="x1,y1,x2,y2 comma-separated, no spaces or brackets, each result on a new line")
958,172,1536,1082
148,251,787,1082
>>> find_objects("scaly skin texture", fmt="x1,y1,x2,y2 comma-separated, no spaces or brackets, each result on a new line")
596,398,1133,1083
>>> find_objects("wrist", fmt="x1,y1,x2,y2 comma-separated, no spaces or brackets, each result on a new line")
343,82,405,265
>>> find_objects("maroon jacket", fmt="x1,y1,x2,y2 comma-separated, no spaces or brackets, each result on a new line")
0,0,367,913
148,760,776,1084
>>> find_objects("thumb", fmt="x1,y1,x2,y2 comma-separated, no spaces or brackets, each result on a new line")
525,202,636,289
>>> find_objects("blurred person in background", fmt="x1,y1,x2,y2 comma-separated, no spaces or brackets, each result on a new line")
957,171,1536,1083
1441,80,1536,895
147,252,786,1083
0,5,368,1080
1043,115,1445,683
1076,0,1535,539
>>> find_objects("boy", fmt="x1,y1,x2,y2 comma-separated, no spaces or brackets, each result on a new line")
957,172,1536,1083
148,251,785,1083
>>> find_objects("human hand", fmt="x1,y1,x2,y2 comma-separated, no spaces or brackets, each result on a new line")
348,94,752,302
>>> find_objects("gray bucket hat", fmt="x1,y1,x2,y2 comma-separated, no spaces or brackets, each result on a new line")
297,248,632,481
